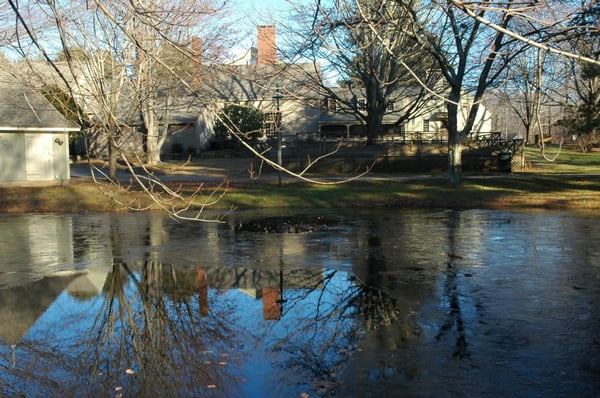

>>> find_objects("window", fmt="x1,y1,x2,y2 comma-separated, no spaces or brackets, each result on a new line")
264,112,282,136
423,119,430,132
322,97,337,113
387,102,394,112
358,98,366,110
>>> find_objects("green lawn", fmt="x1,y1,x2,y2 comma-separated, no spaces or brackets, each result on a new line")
523,144,600,174
2,145,599,214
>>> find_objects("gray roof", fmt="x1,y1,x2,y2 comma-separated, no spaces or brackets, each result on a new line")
0,70,80,131
0,274,81,345
195,63,321,102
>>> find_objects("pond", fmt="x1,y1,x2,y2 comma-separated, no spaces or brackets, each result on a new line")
0,209,599,397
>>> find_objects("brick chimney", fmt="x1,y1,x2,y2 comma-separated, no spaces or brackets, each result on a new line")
257,25,276,65
262,288,281,320
191,37,202,89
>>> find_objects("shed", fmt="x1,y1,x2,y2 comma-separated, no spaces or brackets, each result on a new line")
0,70,80,186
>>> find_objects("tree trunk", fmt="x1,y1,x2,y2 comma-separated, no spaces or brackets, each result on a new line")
140,106,161,167
146,137,162,166
140,97,169,167
446,98,462,182
365,111,383,145
524,124,531,145
144,118,168,167
108,136,119,179
447,137,463,183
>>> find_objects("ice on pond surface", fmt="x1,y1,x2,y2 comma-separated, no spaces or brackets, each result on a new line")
0,209,599,397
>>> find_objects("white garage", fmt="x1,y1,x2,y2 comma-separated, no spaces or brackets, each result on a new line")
0,70,79,186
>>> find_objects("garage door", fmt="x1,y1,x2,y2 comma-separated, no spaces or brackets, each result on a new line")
25,134,54,180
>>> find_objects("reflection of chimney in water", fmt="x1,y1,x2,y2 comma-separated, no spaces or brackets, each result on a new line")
197,267,209,316
262,288,281,320
257,25,276,65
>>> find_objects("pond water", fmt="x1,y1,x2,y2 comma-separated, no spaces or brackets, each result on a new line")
0,209,599,397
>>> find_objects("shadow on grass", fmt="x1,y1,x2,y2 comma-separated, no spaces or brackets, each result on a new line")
0,182,150,213
214,174,600,212
2,173,600,213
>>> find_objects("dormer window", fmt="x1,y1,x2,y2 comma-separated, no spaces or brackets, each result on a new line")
387,102,395,112
322,97,337,113
358,98,366,110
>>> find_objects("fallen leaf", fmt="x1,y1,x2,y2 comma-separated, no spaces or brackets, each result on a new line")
125,369,135,375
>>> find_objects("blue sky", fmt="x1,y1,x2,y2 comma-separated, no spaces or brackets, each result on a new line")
238,0,295,16
232,0,300,57
238,0,297,31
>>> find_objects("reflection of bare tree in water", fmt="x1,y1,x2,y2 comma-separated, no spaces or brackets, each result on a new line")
0,336,82,396
355,232,401,331
436,211,470,360
271,269,400,394
347,275,400,332
81,261,242,396
77,260,242,397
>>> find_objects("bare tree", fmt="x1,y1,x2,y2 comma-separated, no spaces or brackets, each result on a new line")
5,0,236,171
1,0,245,221
335,0,598,181
498,48,566,145
283,0,438,145
560,0,600,152
401,1,538,181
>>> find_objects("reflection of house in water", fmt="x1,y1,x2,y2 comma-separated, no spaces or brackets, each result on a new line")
0,273,82,364
66,265,111,299
0,215,75,289
195,266,324,321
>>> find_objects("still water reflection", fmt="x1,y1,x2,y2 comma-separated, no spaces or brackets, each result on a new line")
0,209,599,397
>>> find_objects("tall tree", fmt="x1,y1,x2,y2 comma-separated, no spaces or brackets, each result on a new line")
2,0,238,221
399,0,532,181
4,0,236,174
498,48,565,145
561,0,600,151
285,0,437,145
348,0,599,181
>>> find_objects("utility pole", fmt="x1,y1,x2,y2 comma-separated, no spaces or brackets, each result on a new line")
273,86,283,187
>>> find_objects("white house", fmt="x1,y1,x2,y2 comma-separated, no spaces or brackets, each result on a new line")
319,86,493,142
0,70,79,186
163,25,493,154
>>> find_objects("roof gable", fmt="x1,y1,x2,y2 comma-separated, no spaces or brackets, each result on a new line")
0,70,80,131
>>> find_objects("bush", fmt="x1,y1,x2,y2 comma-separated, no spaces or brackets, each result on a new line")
213,104,266,150
171,142,184,153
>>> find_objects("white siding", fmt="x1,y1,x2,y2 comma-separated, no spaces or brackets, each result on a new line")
25,134,54,181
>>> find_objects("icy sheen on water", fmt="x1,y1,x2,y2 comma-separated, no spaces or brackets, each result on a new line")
0,209,599,397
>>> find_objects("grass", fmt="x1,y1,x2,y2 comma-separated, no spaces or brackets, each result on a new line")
208,174,600,212
0,180,153,213
201,144,600,212
1,144,599,214
523,144,600,174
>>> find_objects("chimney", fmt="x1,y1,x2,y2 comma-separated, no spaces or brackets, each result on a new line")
191,37,202,89
257,25,276,65
197,267,209,317
262,288,281,320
